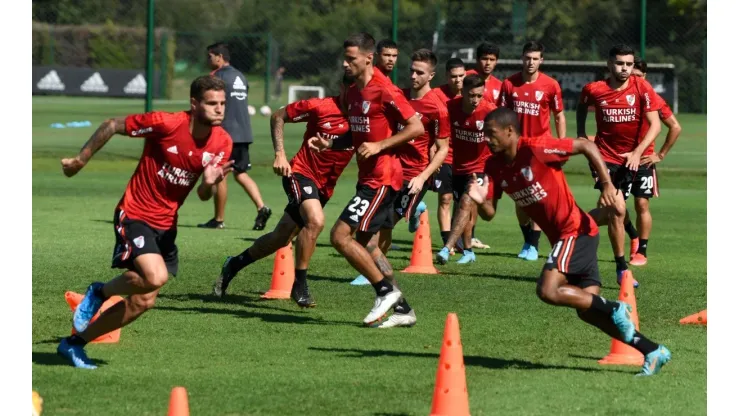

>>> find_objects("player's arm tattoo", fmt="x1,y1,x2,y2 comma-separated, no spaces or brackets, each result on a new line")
77,117,127,163
575,103,589,139
270,108,289,154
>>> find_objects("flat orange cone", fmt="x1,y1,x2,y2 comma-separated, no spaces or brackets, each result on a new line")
402,211,439,275
680,309,707,325
167,387,189,416
64,291,124,343
598,270,644,366
261,243,294,299
430,313,470,416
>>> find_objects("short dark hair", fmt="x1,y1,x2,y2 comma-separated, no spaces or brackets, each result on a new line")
445,58,465,72
190,75,226,101
207,42,230,62
463,74,485,91
634,56,648,73
609,44,635,60
476,42,500,59
522,41,545,56
376,39,398,53
344,33,376,53
411,48,437,67
484,107,521,135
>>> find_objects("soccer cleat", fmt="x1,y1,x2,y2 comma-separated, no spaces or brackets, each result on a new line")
213,257,235,297
457,249,476,264
291,280,316,308
363,288,403,325
617,269,639,288
518,243,531,259
630,253,648,266
73,282,105,333
378,309,417,328
524,245,539,261
197,218,224,229
408,201,427,233
350,274,371,286
436,247,451,265
630,238,639,259
637,345,672,376
57,338,97,370
470,237,490,249
611,301,636,343
253,206,272,231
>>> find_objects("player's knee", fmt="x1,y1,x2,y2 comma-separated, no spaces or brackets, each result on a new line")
536,282,558,305
144,269,169,289
635,198,650,214
440,193,452,207
304,215,325,236
330,224,349,249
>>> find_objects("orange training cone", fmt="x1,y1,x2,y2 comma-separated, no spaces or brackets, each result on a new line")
65,291,124,344
598,270,644,366
430,313,470,416
261,243,294,299
402,211,439,275
680,309,707,325
167,386,189,416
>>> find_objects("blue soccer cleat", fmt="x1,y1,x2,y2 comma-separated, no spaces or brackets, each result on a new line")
57,338,97,370
350,275,371,286
73,282,105,333
457,249,476,264
436,247,450,265
637,345,672,376
617,269,639,288
518,243,531,259
524,245,539,261
611,301,636,343
408,201,427,233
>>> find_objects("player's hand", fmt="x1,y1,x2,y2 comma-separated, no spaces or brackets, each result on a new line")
61,157,86,177
598,182,619,209
640,153,663,167
273,153,292,177
357,142,382,161
466,173,489,204
203,160,235,186
407,176,426,195
619,151,641,171
308,136,331,152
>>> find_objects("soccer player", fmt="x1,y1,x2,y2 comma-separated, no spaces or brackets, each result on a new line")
623,56,683,266
57,76,235,369
463,107,672,376
375,39,399,79
435,75,496,265
577,44,662,288
319,33,423,325
198,42,272,231
498,40,566,261
211,75,356,307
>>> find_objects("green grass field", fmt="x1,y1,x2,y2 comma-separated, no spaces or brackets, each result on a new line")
32,96,707,415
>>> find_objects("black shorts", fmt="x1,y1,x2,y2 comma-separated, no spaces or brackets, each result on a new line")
282,173,329,228
542,234,601,288
591,162,635,201
631,165,660,199
384,180,429,228
339,184,397,233
431,163,453,195
111,209,179,276
452,172,485,202
231,143,252,173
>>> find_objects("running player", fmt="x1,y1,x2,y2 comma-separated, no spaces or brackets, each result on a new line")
435,75,496,265
57,75,234,369
463,107,672,376
376,39,399,79
212,75,356,307
498,40,566,261
577,44,662,287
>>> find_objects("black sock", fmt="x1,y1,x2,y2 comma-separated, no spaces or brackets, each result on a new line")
519,224,531,243
471,226,476,239
295,269,307,285
441,231,450,245
371,279,394,297
624,221,639,240
615,256,629,272
588,294,620,315
67,334,88,346
637,239,648,256
529,230,541,250
629,331,660,355
395,298,412,313
229,249,255,274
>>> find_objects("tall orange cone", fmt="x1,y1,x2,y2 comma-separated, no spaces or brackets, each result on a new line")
167,387,189,416
680,309,707,325
598,270,644,366
261,243,294,299
64,291,124,343
402,211,439,275
430,313,470,416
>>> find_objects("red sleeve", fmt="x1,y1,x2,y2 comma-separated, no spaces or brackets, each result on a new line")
498,79,511,108
638,78,661,113
528,136,574,164
579,83,594,106
435,105,451,139
284,98,318,123
659,105,673,120
550,80,564,113
216,137,234,168
124,111,177,139
383,87,417,123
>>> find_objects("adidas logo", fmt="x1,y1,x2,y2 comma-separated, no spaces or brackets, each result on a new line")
80,72,109,93
501,180,508,187
167,145,178,154
124,74,147,95
37,70,65,91
322,122,331,129
233,77,247,90
350,214,359,222
512,92,518,97
600,100,608,106
453,121,459,126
